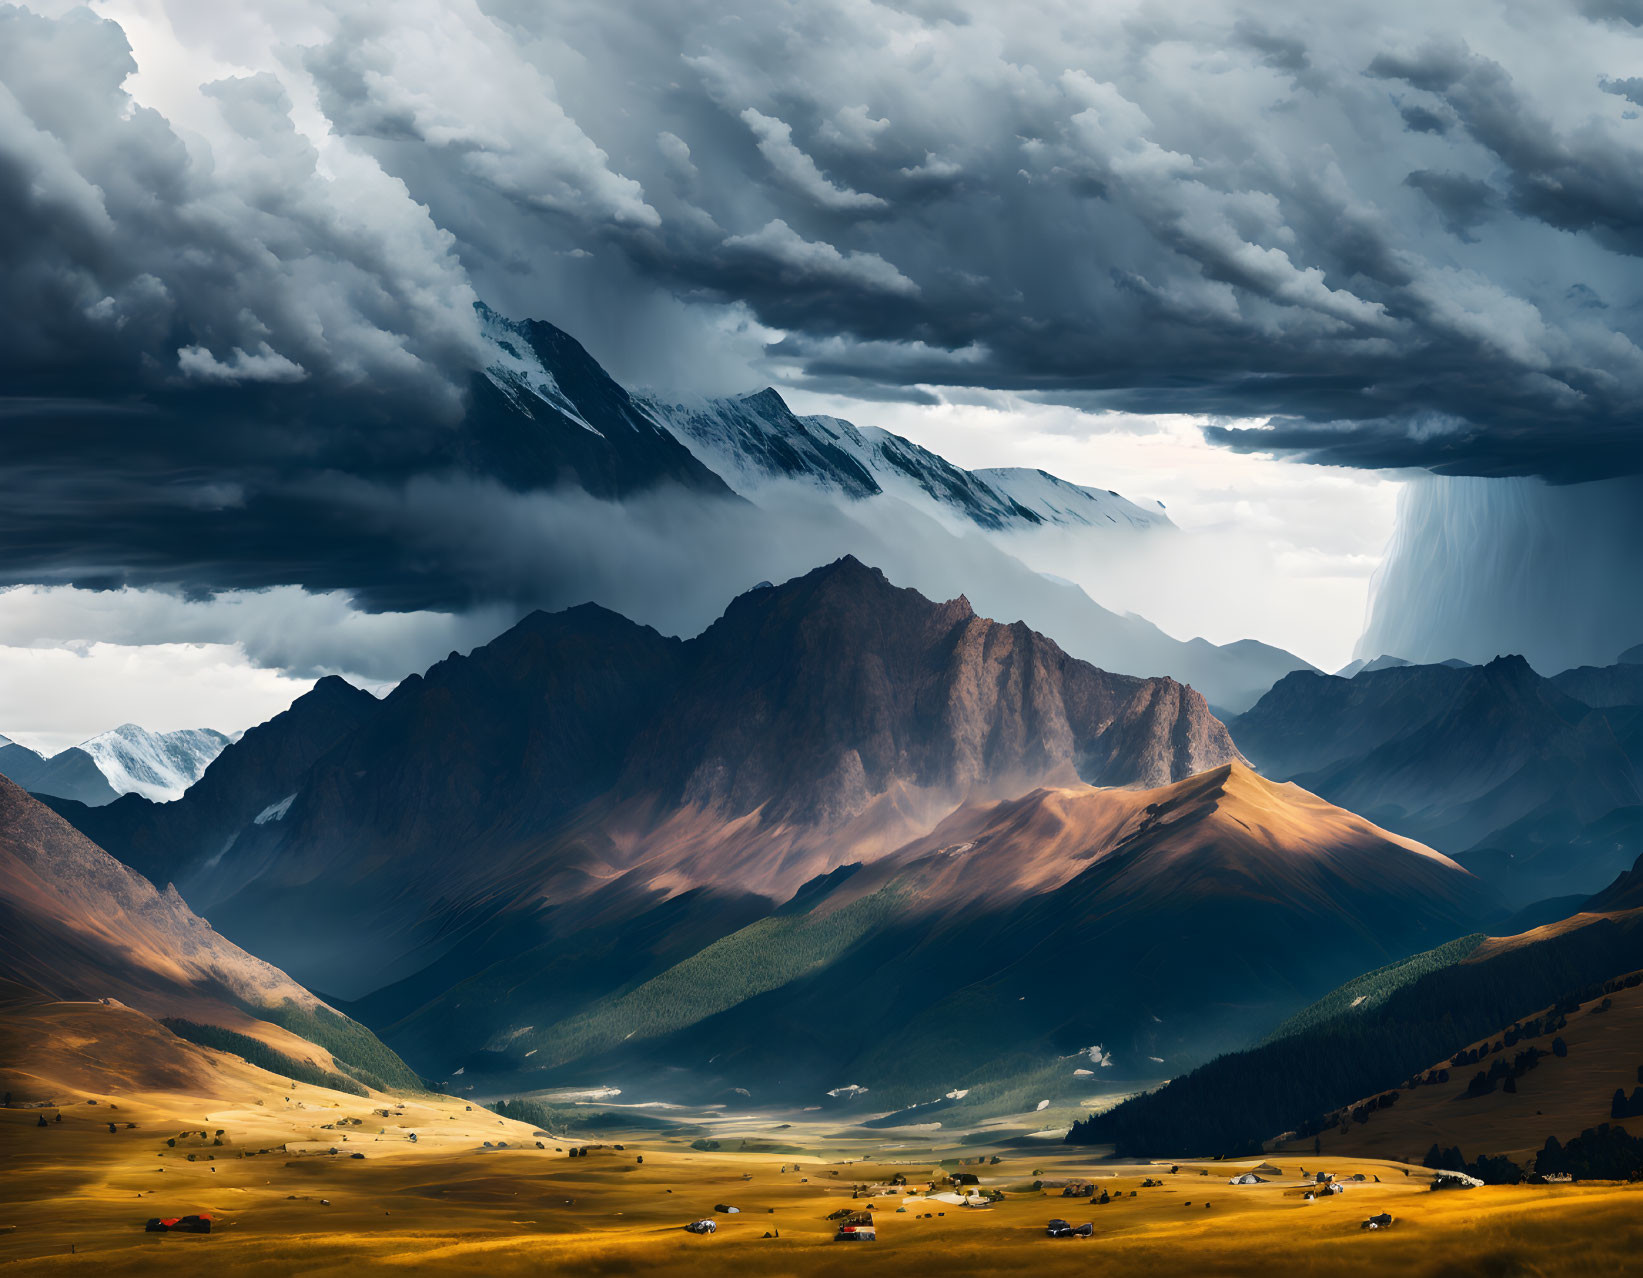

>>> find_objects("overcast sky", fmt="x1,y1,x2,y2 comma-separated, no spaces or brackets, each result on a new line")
2,0,1641,748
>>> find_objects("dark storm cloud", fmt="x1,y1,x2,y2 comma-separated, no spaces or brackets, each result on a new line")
1398,103,1452,134
1600,75,1643,106
1403,169,1500,240
369,0,1643,483
1368,43,1643,255
6,0,1643,617
1581,0,1643,26
0,6,482,409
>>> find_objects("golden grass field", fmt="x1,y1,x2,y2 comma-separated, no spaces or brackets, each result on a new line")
4,998,1643,1277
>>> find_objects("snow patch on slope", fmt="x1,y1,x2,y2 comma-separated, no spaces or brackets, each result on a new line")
975,467,1169,533
254,793,297,824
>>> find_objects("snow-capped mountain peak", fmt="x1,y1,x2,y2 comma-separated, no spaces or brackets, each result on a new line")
75,724,231,803
647,385,1174,537
476,302,605,437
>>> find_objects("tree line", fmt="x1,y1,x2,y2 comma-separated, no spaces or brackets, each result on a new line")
1068,916,1643,1157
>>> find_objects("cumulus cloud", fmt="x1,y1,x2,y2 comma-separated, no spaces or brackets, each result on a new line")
304,0,660,229
739,107,889,211
722,220,918,297
177,343,308,383
818,104,892,150
0,8,483,406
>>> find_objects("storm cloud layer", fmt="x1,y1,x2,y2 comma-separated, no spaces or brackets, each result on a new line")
2,0,1643,698
6,1,1643,479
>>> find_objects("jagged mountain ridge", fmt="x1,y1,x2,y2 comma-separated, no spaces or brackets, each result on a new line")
649,385,1172,535
613,557,1234,832
48,676,381,892
59,559,1242,1009
1229,655,1643,904
449,308,1316,712
455,304,735,500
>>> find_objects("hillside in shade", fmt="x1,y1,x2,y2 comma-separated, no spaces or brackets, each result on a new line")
1229,656,1643,904
471,762,1491,1106
0,774,417,1095
1073,903,1643,1158
0,737,116,806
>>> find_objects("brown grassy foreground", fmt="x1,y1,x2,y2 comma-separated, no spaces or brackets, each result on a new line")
3,1001,1642,1276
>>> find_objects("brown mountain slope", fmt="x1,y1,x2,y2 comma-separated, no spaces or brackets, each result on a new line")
0,776,411,1087
0,980,307,1103
618,556,1241,824
0,775,313,1017
486,764,1493,1099
876,761,1475,914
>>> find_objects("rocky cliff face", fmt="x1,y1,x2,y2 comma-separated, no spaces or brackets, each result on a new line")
619,556,1239,830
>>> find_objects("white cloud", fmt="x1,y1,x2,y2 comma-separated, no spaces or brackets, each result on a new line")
177,342,308,383
0,581,515,722
0,641,317,755
723,220,918,297
819,104,891,150
739,107,888,212
657,130,696,177
306,1,660,229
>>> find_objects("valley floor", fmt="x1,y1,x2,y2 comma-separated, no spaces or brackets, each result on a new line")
3,1070,1641,1276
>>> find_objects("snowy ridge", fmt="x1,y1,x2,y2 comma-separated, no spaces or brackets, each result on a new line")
974,467,1170,532
76,724,230,802
649,387,1172,536
477,303,605,437
645,391,880,499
